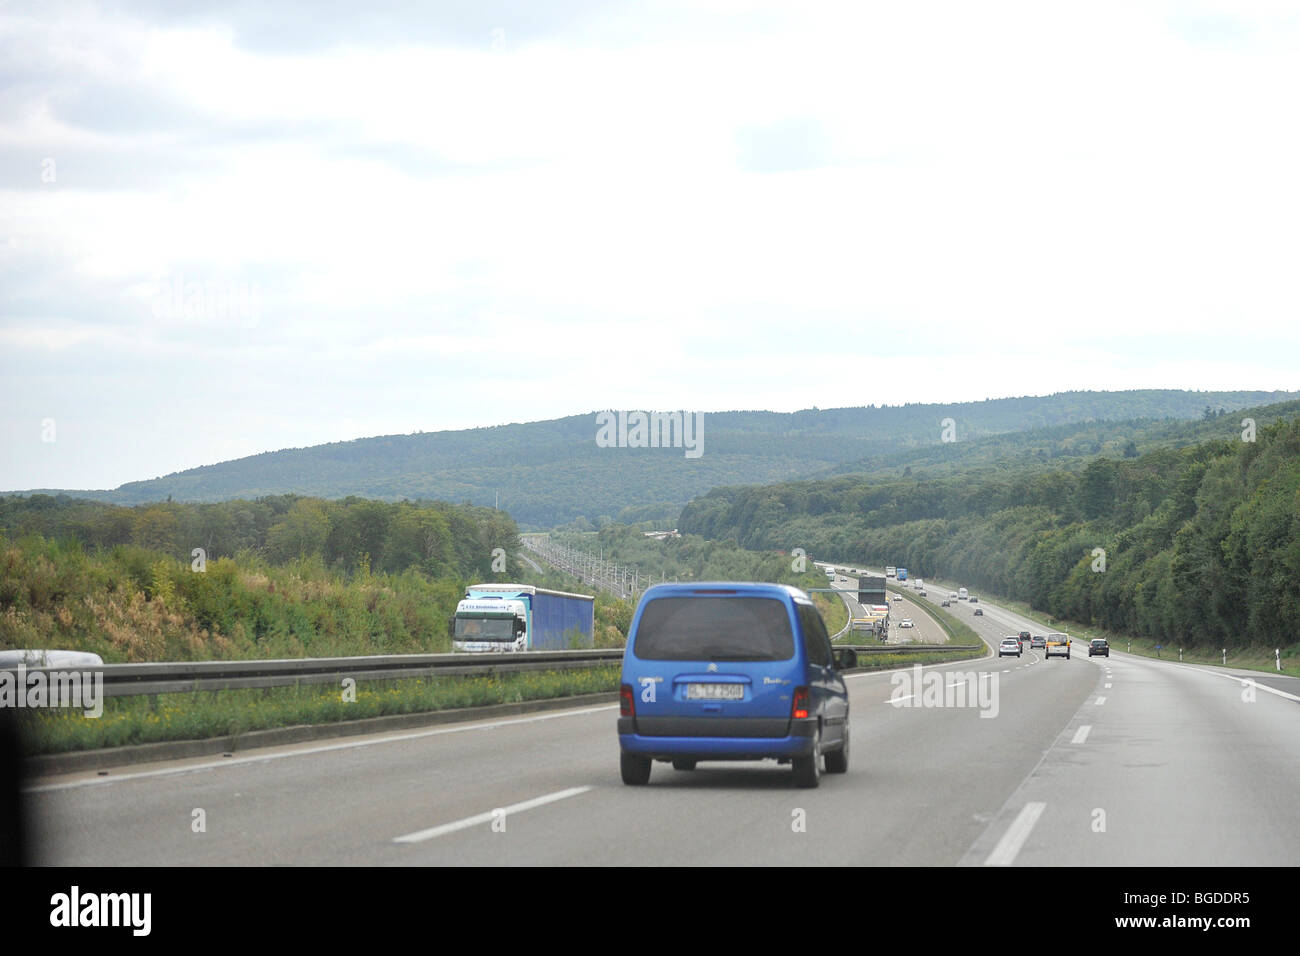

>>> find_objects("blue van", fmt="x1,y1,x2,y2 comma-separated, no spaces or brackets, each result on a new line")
617,582,851,788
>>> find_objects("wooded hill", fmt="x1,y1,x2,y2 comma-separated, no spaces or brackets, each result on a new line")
11,390,1294,529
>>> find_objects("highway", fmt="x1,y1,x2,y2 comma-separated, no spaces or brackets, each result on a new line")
25,579,1300,866
822,569,947,644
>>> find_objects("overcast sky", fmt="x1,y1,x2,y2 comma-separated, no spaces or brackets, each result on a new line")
3,0,1299,491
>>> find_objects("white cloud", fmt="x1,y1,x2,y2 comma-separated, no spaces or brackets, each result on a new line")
1,0,1298,489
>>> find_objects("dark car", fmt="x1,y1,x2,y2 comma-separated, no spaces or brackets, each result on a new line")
973,608,983,616
1030,635,1046,649
1088,638,1110,657
941,600,951,607
618,582,850,788
969,596,979,604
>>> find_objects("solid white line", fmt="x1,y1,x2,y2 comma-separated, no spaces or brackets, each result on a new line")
887,693,916,705
393,786,591,844
1096,696,1107,705
1071,725,1092,744
1204,672,1300,703
26,705,619,793
984,802,1047,866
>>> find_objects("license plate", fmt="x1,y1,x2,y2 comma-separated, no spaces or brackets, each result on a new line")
686,683,744,700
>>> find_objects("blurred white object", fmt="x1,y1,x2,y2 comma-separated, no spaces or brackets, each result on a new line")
0,649,105,668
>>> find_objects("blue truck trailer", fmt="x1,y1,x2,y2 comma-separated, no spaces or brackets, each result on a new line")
453,584,596,652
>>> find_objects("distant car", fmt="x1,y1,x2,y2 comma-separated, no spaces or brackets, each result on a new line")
1018,631,1030,643
899,619,914,628
973,608,983,616
917,590,926,597
949,592,958,599
1088,638,1110,657
969,597,979,604
1030,635,1046,649
893,595,902,602
618,582,850,788
941,600,951,607
998,638,1021,658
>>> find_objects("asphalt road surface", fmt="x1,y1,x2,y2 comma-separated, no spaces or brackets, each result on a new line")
26,585,1300,866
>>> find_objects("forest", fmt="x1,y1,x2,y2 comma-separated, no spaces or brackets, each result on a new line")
0,496,522,661
678,416,1300,650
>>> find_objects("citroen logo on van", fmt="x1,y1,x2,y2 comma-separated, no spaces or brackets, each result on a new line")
707,663,718,672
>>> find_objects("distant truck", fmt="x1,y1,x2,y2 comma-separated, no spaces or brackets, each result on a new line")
885,566,896,578
958,587,968,601
897,568,908,582
453,584,595,652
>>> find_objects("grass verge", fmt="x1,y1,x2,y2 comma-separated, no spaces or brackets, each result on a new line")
847,647,988,671
18,666,622,756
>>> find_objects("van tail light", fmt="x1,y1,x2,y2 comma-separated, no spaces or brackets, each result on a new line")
792,686,810,720
620,684,635,717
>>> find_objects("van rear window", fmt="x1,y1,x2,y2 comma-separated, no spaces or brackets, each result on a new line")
633,597,795,661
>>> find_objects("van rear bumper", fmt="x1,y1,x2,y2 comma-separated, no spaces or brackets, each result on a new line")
618,717,817,759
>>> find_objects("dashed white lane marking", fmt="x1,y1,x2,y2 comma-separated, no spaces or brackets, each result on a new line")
984,802,1047,866
393,786,592,844
1071,725,1092,744
1096,696,1107,705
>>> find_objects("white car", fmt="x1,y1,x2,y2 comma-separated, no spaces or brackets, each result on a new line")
998,638,1022,658
899,619,915,628
892,595,902,602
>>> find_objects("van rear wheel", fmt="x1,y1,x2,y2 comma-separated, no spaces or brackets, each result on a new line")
620,753,651,785
824,725,849,774
793,732,822,788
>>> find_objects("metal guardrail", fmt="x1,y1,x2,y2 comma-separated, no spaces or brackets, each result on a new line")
0,649,625,698
0,641,986,698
